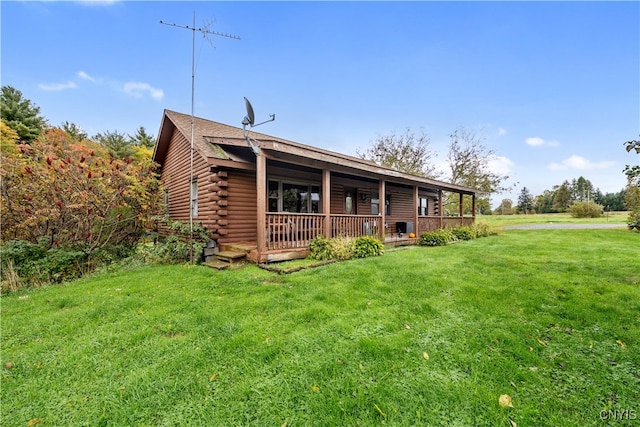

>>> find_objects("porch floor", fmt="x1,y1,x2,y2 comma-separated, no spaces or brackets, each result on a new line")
218,234,418,264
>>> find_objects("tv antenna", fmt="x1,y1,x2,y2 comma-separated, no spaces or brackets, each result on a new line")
160,13,240,264
242,97,275,156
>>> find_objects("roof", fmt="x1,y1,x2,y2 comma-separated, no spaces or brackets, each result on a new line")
153,109,480,195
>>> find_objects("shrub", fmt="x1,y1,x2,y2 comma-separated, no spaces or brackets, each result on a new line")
142,216,211,264
352,236,384,258
568,201,603,218
471,221,500,238
419,229,456,247
330,236,356,260
1,240,87,291
451,226,474,241
308,235,334,260
308,235,357,261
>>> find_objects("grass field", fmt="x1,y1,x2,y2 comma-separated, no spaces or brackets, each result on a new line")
2,229,639,426
480,211,629,227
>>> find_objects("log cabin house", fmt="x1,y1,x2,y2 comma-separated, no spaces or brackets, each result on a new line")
153,109,480,263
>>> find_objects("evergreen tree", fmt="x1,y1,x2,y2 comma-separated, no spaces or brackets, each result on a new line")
517,187,534,214
128,126,155,149
94,130,136,159
0,85,46,143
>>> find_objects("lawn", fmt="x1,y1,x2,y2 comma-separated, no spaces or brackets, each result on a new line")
481,211,629,227
2,229,639,426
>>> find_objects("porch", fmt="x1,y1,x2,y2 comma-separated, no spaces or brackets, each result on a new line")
243,212,473,262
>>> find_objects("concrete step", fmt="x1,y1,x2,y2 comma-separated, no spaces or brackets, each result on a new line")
202,260,231,270
214,250,247,264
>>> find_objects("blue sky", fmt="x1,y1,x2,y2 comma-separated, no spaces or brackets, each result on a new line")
2,1,638,207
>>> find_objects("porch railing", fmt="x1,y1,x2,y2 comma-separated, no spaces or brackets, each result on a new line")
265,213,475,251
266,213,325,250
330,215,383,239
419,216,475,233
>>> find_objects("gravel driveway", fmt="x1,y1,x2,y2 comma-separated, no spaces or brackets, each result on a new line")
502,223,627,230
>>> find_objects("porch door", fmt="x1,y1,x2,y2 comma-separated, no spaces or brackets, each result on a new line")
345,188,357,215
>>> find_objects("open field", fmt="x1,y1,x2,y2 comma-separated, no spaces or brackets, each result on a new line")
2,229,639,426
480,211,629,227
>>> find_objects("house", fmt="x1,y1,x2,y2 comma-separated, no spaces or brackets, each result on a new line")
153,109,480,263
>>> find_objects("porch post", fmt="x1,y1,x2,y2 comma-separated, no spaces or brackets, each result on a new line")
472,194,476,219
323,169,331,238
438,189,443,229
459,192,464,225
379,179,386,240
256,154,267,255
413,185,419,235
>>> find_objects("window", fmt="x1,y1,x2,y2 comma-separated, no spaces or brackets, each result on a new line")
371,193,380,215
372,192,391,215
268,180,279,212
190,179,198,218
268,180,321,213
418,197,428,216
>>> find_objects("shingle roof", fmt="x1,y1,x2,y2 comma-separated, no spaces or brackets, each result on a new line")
154,109,481,195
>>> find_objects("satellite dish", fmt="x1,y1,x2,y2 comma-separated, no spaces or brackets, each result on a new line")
241,97,275,156
244,97,255,126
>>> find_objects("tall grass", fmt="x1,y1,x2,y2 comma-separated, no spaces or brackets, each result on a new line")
2,229,638,426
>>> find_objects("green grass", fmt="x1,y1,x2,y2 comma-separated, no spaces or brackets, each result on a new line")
481,211,629,227
3,229,639,426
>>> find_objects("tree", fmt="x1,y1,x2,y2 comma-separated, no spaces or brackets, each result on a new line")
445,128,509,214
356,129,440,178
595,189,626,212
61,121,88,142
494,198,513,215
552,181,573,212
570,176,595,202
0,127,163,256
517,187,534,214
94,130,137,159
1,119,19,155
0,85,46,143
624,136,640,230
534,190,555,214
129,126,155,149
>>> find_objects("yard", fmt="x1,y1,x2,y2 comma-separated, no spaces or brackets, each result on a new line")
2,229,639,426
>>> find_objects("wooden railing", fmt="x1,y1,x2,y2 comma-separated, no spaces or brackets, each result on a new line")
418,216,441,233
265,214,475,250
266,213,325,250
265,213,384,250
330,215,383,239
418,216,475,233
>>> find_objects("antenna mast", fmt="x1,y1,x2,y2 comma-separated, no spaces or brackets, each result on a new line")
160,13,240,264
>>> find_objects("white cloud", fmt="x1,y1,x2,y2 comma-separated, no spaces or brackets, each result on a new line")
122,82,164,100
498,127,507,136
38,81,77,91
548,155,615,171
77,70,97,82
487,155,514,176
525,136,560,147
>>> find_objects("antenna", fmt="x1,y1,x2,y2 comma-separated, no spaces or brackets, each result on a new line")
161,13,240,264
242,97,275,156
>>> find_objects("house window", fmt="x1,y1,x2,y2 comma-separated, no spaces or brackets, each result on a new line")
268,180,321,213
268,180,279,212
345,189,354,214
418,197,428,216
371,192,379,215
163,191,169,214
372,192,391,215
190,179,198,218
